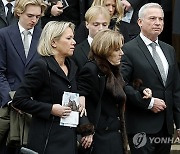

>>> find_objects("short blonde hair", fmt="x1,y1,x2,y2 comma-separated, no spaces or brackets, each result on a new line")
37,21,75,56
91,0,124,22
89,29,124,59
85,6,111,24
14,0,47,18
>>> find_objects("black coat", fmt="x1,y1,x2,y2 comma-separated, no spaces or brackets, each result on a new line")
74,20,130,44
72,39,90,73
173,0,180,34
13,56,78,154
41,0,92,28
125,0,148,37
77,60,127,154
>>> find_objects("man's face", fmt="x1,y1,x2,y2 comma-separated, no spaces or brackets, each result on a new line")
18,4,41,30
138,8,164,41
86,14,109,38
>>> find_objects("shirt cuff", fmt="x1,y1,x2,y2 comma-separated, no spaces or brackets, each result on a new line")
7,100,12,106
148,97,154,109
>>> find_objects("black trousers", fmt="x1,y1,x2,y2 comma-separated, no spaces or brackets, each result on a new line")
128,126,172,154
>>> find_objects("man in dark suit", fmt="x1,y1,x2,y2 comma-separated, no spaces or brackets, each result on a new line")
121,3,180,154
0,0,18,29
0,0,46,153
72,6,110,73
121,0,148,39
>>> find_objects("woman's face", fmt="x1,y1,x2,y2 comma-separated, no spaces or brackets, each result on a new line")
107,48,124,66
104,0,116,17
52,27,76,57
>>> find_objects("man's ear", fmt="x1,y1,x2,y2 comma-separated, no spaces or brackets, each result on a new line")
137,18,142,28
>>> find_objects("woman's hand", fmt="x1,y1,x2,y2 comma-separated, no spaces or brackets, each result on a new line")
80,134,93,149
51,1,63,16
79,96,87,117
51,104,71,118
143,88,152,99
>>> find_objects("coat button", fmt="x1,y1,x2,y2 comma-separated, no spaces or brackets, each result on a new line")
68,85,71,89
105,127,109,130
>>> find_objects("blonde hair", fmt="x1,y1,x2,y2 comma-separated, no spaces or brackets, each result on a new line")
91,0,124,22
85,6,111,24
90,29,124,59
37,21,75,56
14,0,47,18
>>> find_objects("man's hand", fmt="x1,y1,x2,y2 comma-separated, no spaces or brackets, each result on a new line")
177,129,180,138
143,88,152,99
121,0,132,11
151,98,166,113
51,1,63,16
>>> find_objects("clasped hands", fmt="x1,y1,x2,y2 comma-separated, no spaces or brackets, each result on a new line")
142,88,166,113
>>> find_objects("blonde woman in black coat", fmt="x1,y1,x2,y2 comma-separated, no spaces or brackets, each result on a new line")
12,21,94,154
77,29,127,154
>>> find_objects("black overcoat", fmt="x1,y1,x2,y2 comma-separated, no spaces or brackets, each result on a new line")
13,56,78,154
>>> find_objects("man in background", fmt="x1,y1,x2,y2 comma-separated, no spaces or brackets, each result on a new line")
0,0,18,29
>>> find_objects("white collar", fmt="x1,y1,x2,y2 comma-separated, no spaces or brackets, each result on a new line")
140,33,159,46
18,22,34,35
87,36,93,46
2,0,15,8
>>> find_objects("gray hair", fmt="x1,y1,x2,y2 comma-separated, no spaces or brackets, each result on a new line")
138,3,164,19
37,21,75,56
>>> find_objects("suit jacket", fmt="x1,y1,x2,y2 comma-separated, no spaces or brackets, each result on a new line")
121,35,180,135
12,56,78,154
126,0,148,37
0,23,41,107
72,39,90,72
0,0,18,29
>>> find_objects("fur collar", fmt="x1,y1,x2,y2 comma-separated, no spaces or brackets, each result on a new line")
95,57,126,104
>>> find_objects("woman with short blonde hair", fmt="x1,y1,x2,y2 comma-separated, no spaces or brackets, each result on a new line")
38,21,75,56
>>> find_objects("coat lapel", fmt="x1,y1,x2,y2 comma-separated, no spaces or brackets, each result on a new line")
81,39,90,59
44,56,77,82
8,24,26,64
158,41,173,87
137,36,164,86
0,2,7,24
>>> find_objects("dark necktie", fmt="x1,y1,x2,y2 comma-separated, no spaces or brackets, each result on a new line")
6,3,13,25
150,42,167,85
